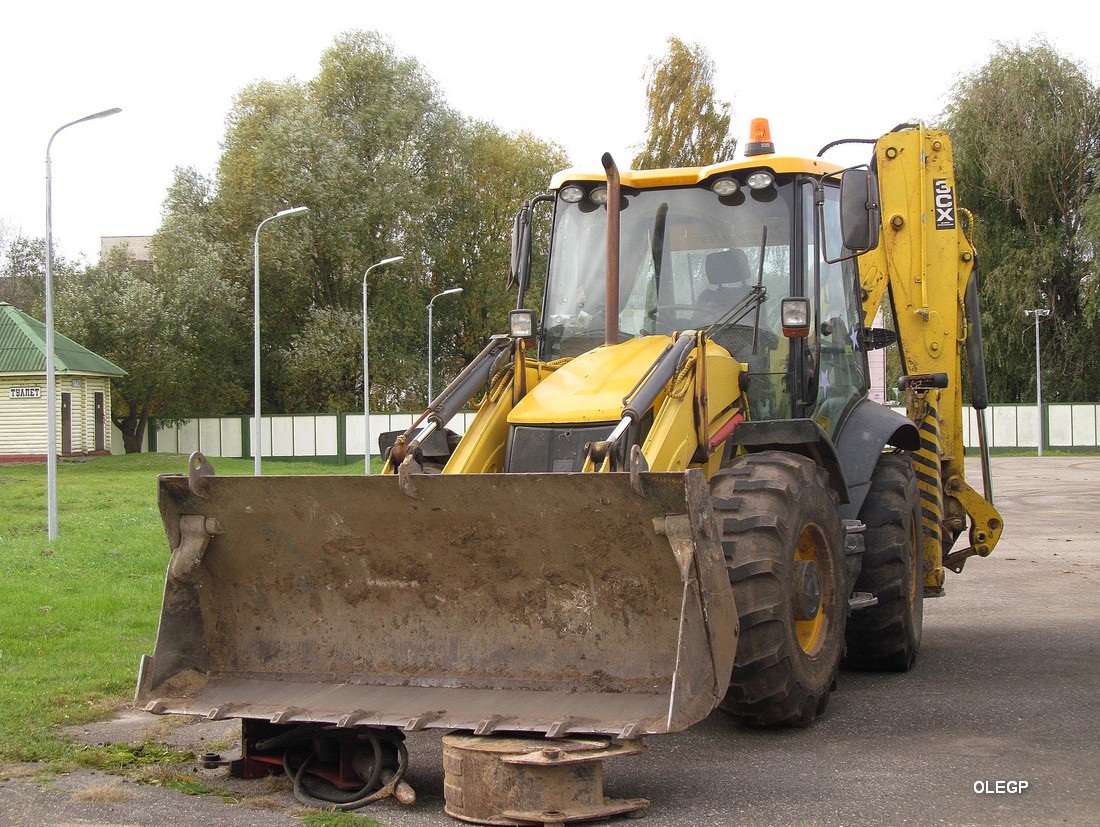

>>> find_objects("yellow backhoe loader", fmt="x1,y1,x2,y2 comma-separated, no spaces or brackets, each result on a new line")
136,120,1002,816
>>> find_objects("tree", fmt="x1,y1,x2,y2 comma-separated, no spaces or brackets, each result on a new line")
55,170,246,452
942,39,1100,402
0,233,80,319
195,31,568,413
274,122,567,413
207,32,460,412
213,78,336,356
418,123,568,390
280,304,364,411
633,37,737,169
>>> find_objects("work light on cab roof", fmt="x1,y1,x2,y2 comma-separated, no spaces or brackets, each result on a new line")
559,184,585,203
746,170,775,190
710,176,739,196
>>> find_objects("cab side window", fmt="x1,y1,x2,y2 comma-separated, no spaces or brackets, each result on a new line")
807,185,867,434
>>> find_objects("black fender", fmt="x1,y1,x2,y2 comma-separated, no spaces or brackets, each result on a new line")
833,399,920,520
730,419,849,504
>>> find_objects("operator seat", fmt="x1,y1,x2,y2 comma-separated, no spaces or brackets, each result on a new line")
701,248,752,314
700,248,777,368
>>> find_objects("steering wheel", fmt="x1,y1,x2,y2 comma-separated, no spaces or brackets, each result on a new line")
709,323,780,359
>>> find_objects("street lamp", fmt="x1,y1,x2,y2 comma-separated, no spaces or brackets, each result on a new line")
253,206,309,476
362,255,404,474
1024,307,1052,456
427,287,463,402
44,106,122,541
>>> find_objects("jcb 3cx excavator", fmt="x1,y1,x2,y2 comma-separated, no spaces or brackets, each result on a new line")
136,121,1003,819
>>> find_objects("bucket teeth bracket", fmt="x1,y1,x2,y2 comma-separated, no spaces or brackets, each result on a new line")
167,514,224,586
629,444,649,497
397,454,423,498
404,712,443,732
336,710,376,728
474,716,504,736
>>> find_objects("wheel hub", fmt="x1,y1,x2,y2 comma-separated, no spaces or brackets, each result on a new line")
792,559,822,621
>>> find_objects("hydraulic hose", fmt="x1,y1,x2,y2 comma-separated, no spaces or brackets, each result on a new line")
964,262,994,503
398,335,513,451
621,331,697,423
964,264,989,412
283,729,410,811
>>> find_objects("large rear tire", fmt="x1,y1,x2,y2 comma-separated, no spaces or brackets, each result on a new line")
844,452,923,671
712,452,847,727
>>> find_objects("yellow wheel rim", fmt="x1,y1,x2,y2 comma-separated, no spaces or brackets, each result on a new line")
794,523,830,656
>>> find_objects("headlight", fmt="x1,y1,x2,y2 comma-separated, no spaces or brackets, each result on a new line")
509,309,536,338
589,186,609,205
781,298,810,338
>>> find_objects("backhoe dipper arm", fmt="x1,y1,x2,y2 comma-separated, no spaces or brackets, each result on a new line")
857,125,1002,584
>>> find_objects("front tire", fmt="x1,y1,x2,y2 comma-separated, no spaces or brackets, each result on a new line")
712,452,847,727
844,452,923,671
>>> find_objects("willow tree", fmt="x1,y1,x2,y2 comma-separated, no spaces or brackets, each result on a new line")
179,30,567,413
0,234,80,319
57,174,245,453
633,37,737,169
942,39,1100,402
203,32,466,412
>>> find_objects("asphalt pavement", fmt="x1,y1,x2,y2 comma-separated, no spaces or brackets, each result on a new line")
2,456,1097,827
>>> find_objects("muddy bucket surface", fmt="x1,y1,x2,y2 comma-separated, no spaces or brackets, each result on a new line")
136,463,736,738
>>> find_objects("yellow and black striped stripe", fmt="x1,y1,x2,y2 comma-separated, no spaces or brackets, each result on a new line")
910,399,945,590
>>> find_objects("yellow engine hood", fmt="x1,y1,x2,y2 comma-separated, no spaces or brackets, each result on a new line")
510,336,675,425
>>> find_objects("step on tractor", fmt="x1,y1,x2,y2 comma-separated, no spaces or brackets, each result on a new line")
136,120,1003,821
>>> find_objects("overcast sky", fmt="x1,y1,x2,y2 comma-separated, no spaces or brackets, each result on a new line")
2,0,1096,264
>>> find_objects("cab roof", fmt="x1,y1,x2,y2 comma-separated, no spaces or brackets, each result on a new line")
548,154,844,190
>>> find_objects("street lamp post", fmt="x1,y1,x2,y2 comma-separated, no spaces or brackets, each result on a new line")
427,287,463,402
362,255,404,474
1025,307,1052,456
44,107,122,541
253,206,309,476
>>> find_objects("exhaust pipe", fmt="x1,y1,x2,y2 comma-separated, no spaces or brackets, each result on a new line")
602,153,620,346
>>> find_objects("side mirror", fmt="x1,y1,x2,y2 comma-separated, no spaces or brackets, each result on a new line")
839,169,880,252
508,202,532,291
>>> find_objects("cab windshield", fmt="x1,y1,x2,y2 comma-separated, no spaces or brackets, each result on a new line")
541,181,795,363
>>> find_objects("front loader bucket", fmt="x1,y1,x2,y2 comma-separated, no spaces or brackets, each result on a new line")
136,462,736,739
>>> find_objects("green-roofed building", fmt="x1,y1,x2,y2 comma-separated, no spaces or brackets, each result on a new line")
0,302,126,460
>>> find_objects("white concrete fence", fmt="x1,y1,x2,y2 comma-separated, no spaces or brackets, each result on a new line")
116,412,477,461
969,403,1099,451
113,403,1100,461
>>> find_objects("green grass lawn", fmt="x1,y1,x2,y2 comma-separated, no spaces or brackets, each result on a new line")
0,453,366,764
